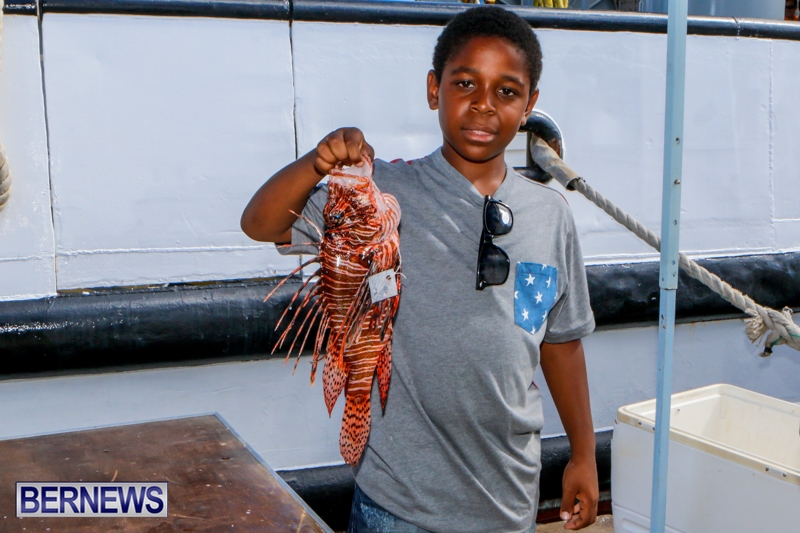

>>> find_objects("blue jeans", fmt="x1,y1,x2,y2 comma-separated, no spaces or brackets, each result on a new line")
347,484,538,533
348,484,432,533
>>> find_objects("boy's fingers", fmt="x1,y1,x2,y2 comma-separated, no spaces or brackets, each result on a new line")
342,128,368,166
562,499,578,530
586,498,598,526
316,128,370,171
564,496,598,530
345,139,364,166
363,142,375,162
314,143,338,174
565,501,582,529
559,487,577,523
327,135,351,164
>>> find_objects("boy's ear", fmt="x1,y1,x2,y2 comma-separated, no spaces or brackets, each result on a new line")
522,88,540,126
427,70,440,110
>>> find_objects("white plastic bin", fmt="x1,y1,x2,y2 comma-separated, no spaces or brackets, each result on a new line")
611,384,800,533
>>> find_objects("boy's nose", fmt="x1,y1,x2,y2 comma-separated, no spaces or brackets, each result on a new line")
470,88,496,114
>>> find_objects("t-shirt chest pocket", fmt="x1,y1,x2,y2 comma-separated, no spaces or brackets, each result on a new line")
514,262,559,335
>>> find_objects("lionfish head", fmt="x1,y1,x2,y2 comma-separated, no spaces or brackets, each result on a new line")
326,158,390,243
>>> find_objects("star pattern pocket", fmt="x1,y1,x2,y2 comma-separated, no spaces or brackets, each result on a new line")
514,262,559,335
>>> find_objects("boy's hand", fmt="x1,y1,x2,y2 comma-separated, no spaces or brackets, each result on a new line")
560,455,598,530
241,128,372,243
314,127,375,176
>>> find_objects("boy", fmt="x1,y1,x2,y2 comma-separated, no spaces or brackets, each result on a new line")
241,7,597,532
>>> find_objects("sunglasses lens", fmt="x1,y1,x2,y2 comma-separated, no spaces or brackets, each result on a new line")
485,201,513,236
477,197,513,290
479,244,510,286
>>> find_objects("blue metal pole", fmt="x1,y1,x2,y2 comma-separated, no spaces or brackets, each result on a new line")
650,0,688,532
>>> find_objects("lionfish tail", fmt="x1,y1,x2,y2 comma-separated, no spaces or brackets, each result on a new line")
340,394,371,466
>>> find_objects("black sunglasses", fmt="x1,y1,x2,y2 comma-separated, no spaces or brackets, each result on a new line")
476,196,513,291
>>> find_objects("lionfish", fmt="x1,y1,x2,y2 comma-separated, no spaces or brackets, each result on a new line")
266,157,401,465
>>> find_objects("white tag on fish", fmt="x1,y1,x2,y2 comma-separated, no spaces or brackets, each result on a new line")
368,269,398,304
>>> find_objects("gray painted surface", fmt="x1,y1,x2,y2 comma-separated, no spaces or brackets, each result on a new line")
0,16,56,301
3,17,800,297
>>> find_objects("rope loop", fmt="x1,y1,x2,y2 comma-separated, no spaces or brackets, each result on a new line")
0,143,11,210
746,306,800,356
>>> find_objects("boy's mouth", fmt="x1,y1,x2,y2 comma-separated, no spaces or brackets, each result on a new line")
461,126,497,143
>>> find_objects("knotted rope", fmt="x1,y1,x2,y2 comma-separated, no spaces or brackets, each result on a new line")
530,136,800,357
0,0,11,212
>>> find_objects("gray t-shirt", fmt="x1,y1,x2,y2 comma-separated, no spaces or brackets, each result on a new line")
280,149,595,533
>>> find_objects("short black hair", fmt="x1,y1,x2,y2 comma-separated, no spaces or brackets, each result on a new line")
432,6,543,94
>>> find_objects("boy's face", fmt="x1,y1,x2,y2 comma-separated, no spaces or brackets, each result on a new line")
428,36,539,166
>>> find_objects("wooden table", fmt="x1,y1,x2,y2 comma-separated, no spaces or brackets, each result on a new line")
0,415,331,532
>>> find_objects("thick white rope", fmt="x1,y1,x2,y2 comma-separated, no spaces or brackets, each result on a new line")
530,136,800,357
0,0,11,212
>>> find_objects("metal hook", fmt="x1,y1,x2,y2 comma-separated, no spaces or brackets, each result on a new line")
515,110,564,184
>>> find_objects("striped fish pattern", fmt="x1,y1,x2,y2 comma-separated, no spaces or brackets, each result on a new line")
266,157,401,465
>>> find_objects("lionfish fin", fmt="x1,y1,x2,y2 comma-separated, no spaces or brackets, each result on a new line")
288,209,323,240
274,273,319,332
322,356,348,416
285,282,321,341
310,315,330,386
276,241,318,248
273,282,320,353
376,340,392,411
293,303,323,363
286,296,322,363
339,260,380,350
264,256,319,303
340,393,371,466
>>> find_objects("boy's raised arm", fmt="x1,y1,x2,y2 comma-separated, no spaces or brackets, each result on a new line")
240,128,374,243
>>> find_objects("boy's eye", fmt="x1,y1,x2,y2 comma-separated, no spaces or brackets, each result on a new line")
455,80,474,88
499,87,518,97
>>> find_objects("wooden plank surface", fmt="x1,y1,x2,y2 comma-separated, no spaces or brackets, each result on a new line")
0,415,330,532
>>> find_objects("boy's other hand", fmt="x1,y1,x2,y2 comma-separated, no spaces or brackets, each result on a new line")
560,455,598,530
315,127,375,176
